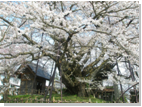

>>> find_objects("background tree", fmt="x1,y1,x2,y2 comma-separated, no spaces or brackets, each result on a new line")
0,59,25,100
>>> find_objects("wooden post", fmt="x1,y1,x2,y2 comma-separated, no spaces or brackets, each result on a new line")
14,99,16,103
89,98,91,103
46,99,48,103
57,100,59,103
17,98,18,103
21,98,23,103
35,98,38,103
26,88,28,95
8,98,10,103
31,89,33,95
65,99,67,103
111,92,113,102
32,89,36,94
29,98,31,103
53,97,55,103
18,89,20,95
38,89,40,95
25,98,28,103
19,86,21,95
4,90,7,101
51,100,53,103
26,81,28,94
40,98,43,103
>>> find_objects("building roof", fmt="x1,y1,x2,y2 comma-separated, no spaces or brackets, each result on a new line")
28,63,50,80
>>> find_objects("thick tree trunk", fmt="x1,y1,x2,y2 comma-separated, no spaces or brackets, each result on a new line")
60,59,114,97
113,82,119,101
77,82,86,97
62,73,87,97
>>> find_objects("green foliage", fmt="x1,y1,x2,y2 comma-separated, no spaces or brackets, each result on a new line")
105,86,113,89
112,94,128,103
119,96,127,103
86,83,90,88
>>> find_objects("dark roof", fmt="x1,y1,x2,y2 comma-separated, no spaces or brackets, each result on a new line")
28,63,50,80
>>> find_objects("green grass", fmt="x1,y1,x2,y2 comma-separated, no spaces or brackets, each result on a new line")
119,96,127,103
0,90,110,103
51,93,108,103
0,93,110,103
105,86,113,89
7,94,43,99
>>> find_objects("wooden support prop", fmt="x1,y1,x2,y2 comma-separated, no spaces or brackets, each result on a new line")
53,97,55,103
35,98,38,103
30,98,33,103
8,98,10,103
21,98,23,103
40,98,44,103
14,99,16,103
89,98,91,103
38,89,40,95
46,99,48,103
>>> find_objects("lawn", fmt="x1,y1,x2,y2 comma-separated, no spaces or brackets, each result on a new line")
0,92,110,103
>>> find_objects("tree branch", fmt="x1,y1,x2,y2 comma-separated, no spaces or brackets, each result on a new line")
0,17,14,26
116,82,139,103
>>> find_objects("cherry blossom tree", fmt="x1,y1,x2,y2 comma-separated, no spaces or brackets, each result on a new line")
0,58,26,100
0,1,139,99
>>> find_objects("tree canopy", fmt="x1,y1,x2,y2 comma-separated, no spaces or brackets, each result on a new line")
0,1,139,100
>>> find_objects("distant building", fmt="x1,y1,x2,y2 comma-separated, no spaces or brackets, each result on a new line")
45,80,66,93
0,94,3,100
54,80,66,89
0,72,20,98
130,89,139,103
92,87,114,102
15,63,51,94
